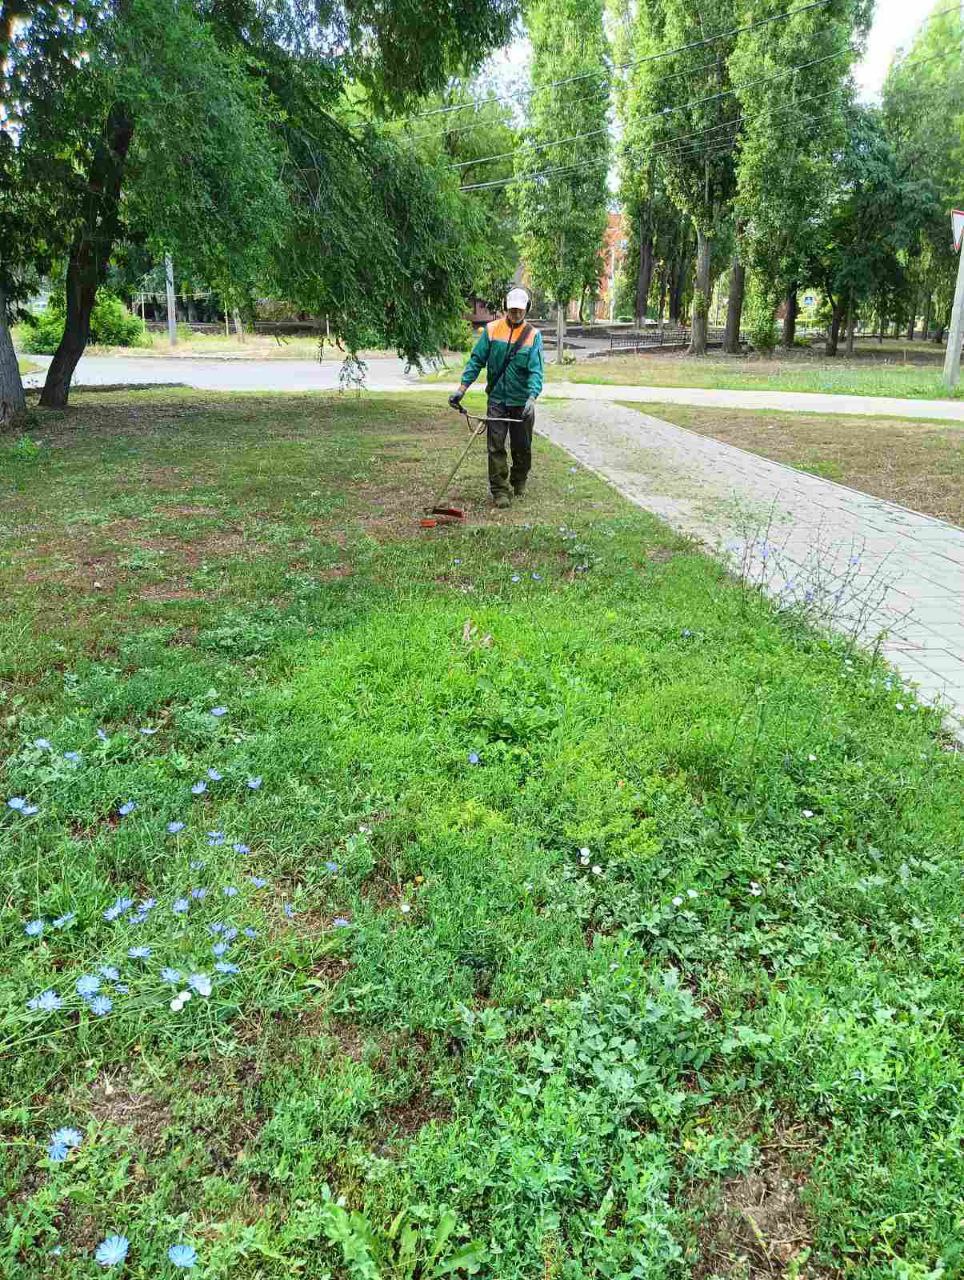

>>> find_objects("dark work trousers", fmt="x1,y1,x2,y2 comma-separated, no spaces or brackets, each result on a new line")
486,400,532,497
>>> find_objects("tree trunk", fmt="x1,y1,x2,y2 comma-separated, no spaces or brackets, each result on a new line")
556,302,565,363
657,267,667,323
636,232,654,327
781,285,798,348
40,104,133,408
845,291,855,357
922,293,932,340
233,309,245,342
723,255,745,354
0,285,27,428
906,302,916,341
670,248,688,324
826,300,844,356
687,228,712,356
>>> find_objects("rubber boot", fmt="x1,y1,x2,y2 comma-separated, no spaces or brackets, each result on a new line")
493,492,512,509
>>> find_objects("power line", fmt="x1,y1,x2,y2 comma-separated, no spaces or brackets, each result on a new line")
457,43,956,193
455,23,958,192
432,0,959,156
405,0,837,122
453,43,853,173
459,84,846,192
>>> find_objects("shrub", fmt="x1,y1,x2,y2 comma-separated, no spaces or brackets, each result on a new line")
21,293,148,353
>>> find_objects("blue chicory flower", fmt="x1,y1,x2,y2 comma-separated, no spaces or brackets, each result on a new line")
468,751,480,765
232,843,251,855
191,782,207,796
324,861,339,874
89,995,113,1016
189,859,206,871
63,750,82,763
211,942,229,957
207,831,224,847
209,706,228,717
98,965,120,981
243,926,258,938
127,946,151,960
103,897,134,922
332,917,350,928
28,989,62,1011
76,975,100,998
190,887,207,900
7,797,27,811
172,898,190,914
160,967,182,984
113,983,129,994
187,973,212,997
531,572,542,581
96,728,109,742
222,927,238,941
51,1127,83,1149
94,1235,129,1267
24,919,44,937
208,922,225,935
248,876,267,889
510,574,520,583
167,821,185,834
117,801,136,817
47,1142,69,1162
34,738,52,751
283,903,296,919
246,777,262,790
168,1244,198,1269
221,885,238,897
206,768,222,782
53,912,76,929
214,962,239,975
139,727,157,736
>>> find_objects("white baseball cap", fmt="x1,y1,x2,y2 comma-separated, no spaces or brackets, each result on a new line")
506,287,530,310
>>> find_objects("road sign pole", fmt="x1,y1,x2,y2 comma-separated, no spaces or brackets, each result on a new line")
944,241,964,392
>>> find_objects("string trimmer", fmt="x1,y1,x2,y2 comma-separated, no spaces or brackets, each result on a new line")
419,406,516,528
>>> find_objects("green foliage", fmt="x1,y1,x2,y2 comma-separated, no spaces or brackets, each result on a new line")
409,93,520,307
21,294,147,353
0,391,961,1277
731,0,871,295
882,7,964,330
744,276,779,354
513,0,610,310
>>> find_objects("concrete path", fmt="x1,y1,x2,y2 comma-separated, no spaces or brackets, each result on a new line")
23,355,964,422
538,400,964,733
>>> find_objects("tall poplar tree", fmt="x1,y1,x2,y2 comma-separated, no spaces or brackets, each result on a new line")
621,0,739,355
513,0,610,360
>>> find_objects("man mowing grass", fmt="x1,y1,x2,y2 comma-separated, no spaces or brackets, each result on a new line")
449,287,544,508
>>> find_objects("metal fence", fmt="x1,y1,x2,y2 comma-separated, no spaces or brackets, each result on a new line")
608,325,690,353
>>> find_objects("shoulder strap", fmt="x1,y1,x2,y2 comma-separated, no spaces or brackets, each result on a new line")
488,324,532,397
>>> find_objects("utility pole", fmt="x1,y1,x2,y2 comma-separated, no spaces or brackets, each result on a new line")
164,254,177,347
944,210,964,391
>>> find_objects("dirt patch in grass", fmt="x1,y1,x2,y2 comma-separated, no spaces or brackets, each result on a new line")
637,404,964,526
694,1146,816,1278
84,1072,173,1150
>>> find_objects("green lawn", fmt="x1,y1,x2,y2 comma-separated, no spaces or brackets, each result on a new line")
1,392,960,1279
545,351,959,399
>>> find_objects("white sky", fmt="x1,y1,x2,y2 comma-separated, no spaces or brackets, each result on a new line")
478,0,950,107
855,0,947,100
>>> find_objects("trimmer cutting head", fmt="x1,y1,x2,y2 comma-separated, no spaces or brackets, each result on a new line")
420,505,466,528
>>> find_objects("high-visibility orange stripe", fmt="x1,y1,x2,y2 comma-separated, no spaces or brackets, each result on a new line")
486,319,537,347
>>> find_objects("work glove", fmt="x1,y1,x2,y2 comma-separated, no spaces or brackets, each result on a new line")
522,396,537,425
448,390,465,411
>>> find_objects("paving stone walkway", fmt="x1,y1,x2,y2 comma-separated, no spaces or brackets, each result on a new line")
538,400,964,734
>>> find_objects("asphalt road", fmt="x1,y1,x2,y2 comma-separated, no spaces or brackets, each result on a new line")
22,353,429,393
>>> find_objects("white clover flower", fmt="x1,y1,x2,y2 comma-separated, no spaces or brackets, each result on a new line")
749,882,763,897
672,895,684,907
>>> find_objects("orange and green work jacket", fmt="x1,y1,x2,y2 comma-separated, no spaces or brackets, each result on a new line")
460,318,545,406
